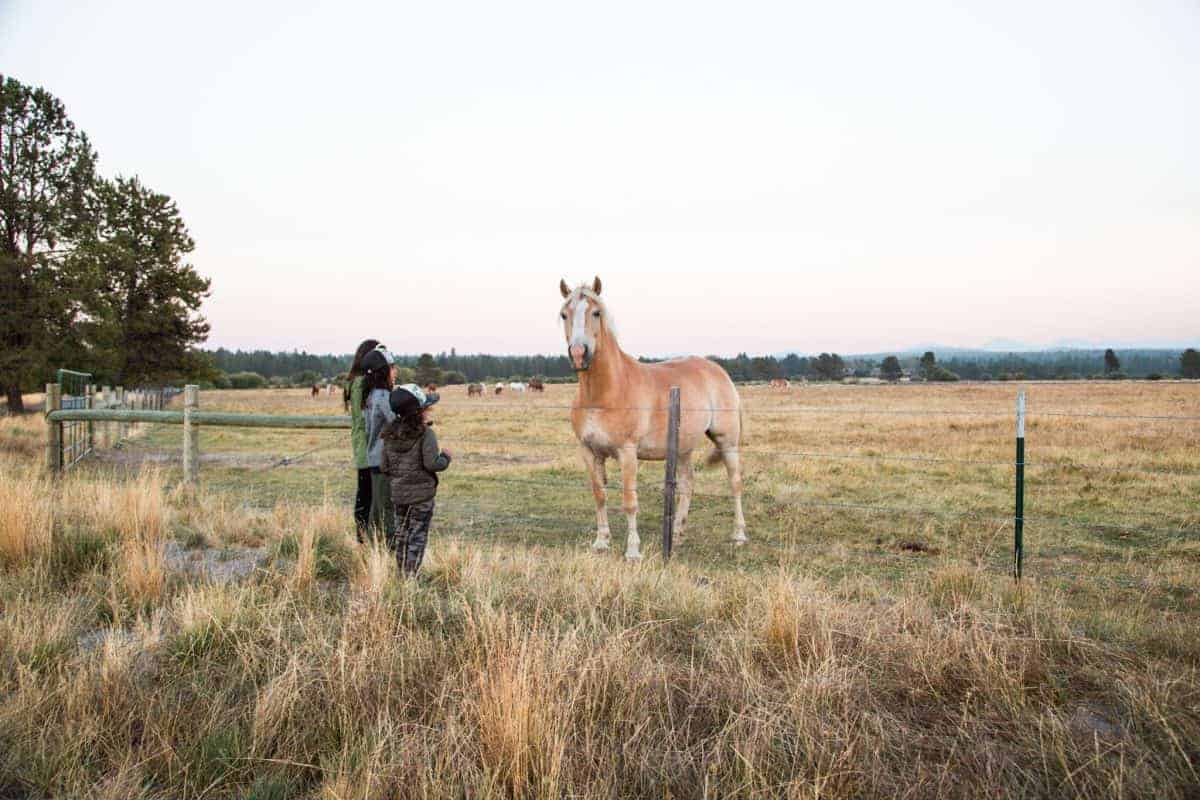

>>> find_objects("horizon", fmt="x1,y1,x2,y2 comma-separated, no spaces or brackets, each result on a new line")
4,1,1198,357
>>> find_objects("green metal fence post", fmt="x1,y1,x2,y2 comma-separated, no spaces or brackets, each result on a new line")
1014,390,1025,581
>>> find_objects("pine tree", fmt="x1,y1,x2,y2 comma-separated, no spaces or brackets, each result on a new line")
918,351,937,380
1,76,97,411
414,353,442,386
79,176,211,385
1181,348,1200,379
1104,349,1121,374
880,355,903,382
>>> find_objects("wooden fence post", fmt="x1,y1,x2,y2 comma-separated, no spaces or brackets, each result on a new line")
661,386,681,561
183,385,199,485
115,386,125,441
45,383,62,475
86,383,95,452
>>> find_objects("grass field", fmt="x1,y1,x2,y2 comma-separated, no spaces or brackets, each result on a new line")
1,381,1198,797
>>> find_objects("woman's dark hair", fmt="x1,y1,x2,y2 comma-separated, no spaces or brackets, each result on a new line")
382,410,426,440
361,363,394,409
343,339,380,411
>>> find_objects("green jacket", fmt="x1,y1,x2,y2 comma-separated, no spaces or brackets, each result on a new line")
349,377,368,469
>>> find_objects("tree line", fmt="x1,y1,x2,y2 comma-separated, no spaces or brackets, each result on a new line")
203,346,1200,389
1,76,209,412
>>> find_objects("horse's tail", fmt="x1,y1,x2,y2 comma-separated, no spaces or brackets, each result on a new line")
702,399,744,468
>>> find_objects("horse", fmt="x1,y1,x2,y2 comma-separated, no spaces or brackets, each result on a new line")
769,378,790,389
424,383,439,395
494,383,504,395
311,384,320,398
529,378,545,392
559,277,746,560
328,383,337,397
508,381,527,393
467,383,484,397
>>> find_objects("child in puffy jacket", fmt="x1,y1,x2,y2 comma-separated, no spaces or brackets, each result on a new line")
380,384,451,575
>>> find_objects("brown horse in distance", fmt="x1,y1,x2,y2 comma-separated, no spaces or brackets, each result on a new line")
467,383,484,397
529,378,545,392
560,277,746,560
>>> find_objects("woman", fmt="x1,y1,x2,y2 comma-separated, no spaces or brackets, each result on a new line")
345,338,380,541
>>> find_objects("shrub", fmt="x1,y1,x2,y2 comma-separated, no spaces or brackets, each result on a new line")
228,371,267,389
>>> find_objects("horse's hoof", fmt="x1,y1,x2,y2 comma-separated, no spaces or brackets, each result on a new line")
624,552,643,562
731,535,748,547
591,540,610,552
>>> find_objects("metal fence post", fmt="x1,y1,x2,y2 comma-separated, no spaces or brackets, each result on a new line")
1014,390,1026,581
86,384,95,452
45,383,62,475
661,386,681,561
183,384,199,485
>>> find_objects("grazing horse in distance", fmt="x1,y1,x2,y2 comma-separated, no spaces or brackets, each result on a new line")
770,378,790,389
424,383,439,395
559,276,746,560
508,381,527,393
311,384,320,398
494,383,504,396
327,383,337,397
467,383,484,397
529,378,545,392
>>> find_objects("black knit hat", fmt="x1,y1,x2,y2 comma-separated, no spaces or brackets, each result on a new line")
389,386,421,418
362,346,393,375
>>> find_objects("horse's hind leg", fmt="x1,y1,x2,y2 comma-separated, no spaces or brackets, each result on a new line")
580,447,610,550
617,445,641,561
673,457,695,543
720,447,748,545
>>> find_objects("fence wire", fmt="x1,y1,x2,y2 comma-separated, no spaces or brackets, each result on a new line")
52,385,1199,576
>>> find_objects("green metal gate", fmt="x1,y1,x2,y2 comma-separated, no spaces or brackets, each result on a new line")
56,369,93,469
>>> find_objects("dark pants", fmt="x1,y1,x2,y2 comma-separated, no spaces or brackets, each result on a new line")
368,468,393,543
354,468,372,542
389,498,435,576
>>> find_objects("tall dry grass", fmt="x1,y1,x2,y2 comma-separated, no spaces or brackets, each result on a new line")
1,383,1198,797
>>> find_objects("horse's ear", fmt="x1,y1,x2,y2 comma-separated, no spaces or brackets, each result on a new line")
592,276,602,295
559,279,570,298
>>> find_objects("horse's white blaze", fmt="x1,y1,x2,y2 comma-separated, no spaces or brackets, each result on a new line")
571,300,588,347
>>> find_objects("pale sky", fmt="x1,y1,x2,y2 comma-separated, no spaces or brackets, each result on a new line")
3,0,1198,356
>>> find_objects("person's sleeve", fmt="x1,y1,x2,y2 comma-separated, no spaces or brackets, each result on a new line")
422,429,451,472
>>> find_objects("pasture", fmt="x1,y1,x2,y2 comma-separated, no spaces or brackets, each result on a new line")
1,381,1198,798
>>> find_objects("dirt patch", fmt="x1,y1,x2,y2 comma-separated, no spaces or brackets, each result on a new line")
164,541,266,583
897,540,941,555
461,451,557,467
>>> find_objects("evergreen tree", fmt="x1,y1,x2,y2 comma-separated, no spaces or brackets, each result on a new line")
880,355,903,382
1104,348,1121,374
414,353,442,386
812,353,846,381
1182,348,1200,379
0,76,97,411
80,176,211,384
918,351,937,380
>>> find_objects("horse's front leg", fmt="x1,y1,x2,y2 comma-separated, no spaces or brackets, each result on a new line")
580,446,610,550
617,445,641,560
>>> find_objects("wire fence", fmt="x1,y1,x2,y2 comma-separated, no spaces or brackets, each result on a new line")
44,383,1200,578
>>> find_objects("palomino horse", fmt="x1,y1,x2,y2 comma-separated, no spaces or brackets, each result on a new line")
559,277,746,560
467,383,484,397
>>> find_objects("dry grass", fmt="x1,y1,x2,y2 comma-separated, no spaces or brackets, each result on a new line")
1,381,1197,797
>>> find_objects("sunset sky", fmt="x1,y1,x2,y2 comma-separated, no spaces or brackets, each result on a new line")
3,0,1198,356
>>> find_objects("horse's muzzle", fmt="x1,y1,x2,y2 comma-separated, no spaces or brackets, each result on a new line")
570,344,590,371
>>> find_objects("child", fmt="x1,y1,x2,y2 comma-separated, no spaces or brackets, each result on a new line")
361,345,397,540
380,384,452,575
345,338,380,541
